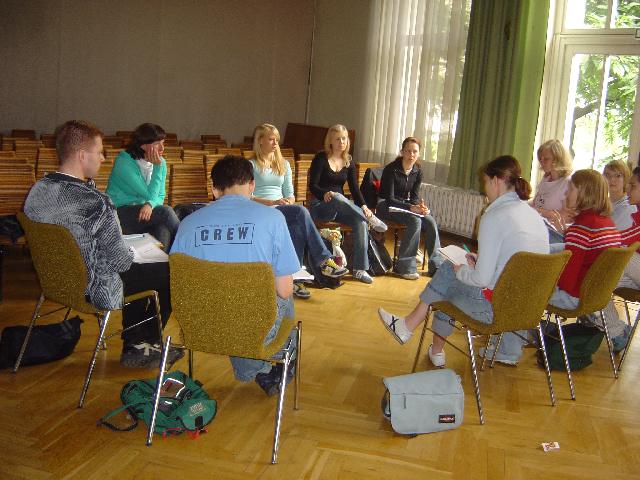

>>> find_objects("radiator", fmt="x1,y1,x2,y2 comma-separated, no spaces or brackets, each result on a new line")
420,183,486,239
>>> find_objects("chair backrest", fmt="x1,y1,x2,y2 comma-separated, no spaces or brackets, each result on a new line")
169,253,278,358
35,148,59,178
17,212,97,313
491,251,572,332
574,243,640,315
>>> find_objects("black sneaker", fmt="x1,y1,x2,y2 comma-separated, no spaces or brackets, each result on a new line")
293,282,311,299
254,363,295,396
149,343,185,369
120,342,161,368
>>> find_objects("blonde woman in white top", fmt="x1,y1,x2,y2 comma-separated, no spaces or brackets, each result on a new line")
531,140,574,241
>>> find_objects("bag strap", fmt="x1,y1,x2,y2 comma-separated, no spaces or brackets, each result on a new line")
97,403,140,432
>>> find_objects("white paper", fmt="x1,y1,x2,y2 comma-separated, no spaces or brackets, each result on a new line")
437,245,469,266
388,205,424,217
123,234,168,263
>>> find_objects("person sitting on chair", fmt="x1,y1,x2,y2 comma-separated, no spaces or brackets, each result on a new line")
106,123,180,251
250,123,348,299
378,156,549,368
23,120,183,368
171,155,300,396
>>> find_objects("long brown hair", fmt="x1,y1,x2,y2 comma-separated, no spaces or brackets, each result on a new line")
483,155,531,200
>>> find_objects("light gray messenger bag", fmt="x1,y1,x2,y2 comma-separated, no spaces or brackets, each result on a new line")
382,369,464,435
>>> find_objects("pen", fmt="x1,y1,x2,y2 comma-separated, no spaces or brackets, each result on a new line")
462,244,471,253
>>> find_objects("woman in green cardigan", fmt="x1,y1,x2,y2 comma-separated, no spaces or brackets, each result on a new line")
106,123,179,251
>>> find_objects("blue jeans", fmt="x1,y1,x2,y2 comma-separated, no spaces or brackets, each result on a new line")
376,200,444,274
419,262,493,337
117,204,180,252
309,193,369,270
230,296,297,381
276,204,332,267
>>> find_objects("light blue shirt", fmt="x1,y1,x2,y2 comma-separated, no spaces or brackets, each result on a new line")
456,191,549,289
611,195,636,231
250,159,294,200
170,194,300,277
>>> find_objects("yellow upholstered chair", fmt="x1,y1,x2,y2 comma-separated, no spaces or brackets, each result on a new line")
160,253,301,463
413,251,571,424
545,243,639,398
612,286,640,372
15,213,163,408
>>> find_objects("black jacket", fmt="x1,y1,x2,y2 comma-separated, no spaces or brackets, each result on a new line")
378,158,422,209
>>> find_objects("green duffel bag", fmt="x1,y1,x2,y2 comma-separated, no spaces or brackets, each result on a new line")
99,370,217,438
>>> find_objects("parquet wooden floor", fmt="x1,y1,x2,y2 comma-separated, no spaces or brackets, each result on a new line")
0,243,638,479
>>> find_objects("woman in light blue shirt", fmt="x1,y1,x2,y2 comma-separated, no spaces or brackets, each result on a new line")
378,155,549,368
250,124,348,298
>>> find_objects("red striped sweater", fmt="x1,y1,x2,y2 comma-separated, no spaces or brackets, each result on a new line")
559,210,621,297
620,210,640,250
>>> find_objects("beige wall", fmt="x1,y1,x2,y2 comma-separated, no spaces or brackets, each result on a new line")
307,0,373,153
0,0,314,143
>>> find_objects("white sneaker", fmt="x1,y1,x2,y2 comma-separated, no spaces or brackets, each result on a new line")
428,344,445,368
378,307,412,344
353,269,374,284
368,215,388,233
416,249,424,264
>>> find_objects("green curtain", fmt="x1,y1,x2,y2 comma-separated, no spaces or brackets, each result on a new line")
447,0,549,190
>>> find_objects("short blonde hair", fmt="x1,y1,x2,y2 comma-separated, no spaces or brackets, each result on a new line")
537,139,573,177
571,169,612,216
324,124,351,167
252,123,285,177
603,159,631,185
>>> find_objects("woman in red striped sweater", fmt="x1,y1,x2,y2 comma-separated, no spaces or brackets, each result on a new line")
487,169,624,363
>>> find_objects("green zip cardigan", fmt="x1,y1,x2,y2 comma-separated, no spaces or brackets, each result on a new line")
106,150,167,208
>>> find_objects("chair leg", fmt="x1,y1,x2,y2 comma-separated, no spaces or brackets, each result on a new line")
618,306,639,372
13,293,45,372
555,316,576,400
392,229,400,269
599,310,619,379
271,349,292,464
537,323,556,406
147,335,171,447
188,350,194,378
294,321,302,411
411,306,431,373
480,335,493,371
78,311,111,408
622,298,633,326
489,332,503,369
466,329,484,425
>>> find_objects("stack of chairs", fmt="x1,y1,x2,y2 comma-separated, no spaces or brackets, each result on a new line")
169,164,209,207
35,148,59,178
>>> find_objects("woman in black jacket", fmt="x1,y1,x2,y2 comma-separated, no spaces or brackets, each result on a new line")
377,137,443,279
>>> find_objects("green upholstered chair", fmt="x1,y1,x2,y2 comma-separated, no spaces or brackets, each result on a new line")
161,253,302,464
612,287,640,373
412,251,571,425
15,212,163,408
546,243,639,399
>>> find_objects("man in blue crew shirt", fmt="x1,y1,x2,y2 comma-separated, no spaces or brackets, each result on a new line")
171,155,299,395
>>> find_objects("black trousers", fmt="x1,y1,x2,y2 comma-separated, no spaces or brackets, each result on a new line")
119,262,171,346
116,204,180,252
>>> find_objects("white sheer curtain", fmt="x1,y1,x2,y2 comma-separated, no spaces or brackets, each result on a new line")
359,0,470,184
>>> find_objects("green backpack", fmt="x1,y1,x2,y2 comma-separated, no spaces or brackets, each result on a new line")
537,323,605,371
99,370,217,438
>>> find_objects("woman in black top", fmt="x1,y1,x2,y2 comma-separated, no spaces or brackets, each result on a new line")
377,137,443,279
309,124,387,284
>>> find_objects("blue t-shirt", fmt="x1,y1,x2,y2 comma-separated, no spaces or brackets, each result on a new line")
170,194,300,277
